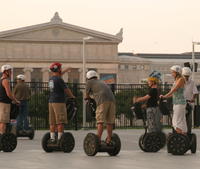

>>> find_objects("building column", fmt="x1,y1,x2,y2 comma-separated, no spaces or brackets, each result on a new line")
23,68,33,82
79,68,83,83
41,68,50,82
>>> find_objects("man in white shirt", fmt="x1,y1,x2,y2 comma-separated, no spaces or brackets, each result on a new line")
182,67,199,134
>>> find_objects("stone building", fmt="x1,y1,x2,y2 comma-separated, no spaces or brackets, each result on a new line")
118,52,200,85
1,12,199,85
0,12,122,83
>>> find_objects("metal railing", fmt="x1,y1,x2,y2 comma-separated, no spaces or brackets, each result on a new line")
12,82,199,130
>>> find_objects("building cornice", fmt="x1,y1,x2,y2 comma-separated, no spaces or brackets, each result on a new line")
0,13,122,43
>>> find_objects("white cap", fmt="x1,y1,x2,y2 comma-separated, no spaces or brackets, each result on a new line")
86,70,98,79
182,67,192,76
170,65,182,74
1,65,12,72
16,74,25,80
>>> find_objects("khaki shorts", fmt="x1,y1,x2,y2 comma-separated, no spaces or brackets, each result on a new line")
96,102,115,124
49,103,67,125
0,102,11,123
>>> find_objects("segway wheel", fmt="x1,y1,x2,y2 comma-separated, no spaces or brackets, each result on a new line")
60,132,75,153
143,132,162,152
190,133,197,154
1,133,17,152
107,133,121,156
83,133,99,156
41,132,53,153
138,134,147,152
159,132,166,149
29,128,35,140
167,133,189,155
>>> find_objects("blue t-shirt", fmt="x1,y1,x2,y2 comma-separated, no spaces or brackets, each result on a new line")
49,76,68,103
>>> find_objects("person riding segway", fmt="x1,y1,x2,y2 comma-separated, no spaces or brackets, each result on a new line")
13,74,35,140
83,70,121,156
0,65,19,152
41,62,75,153
182,67,198,153
160,65,196,155
134,71,166,152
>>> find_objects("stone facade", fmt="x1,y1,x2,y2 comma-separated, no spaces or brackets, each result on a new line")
0,12,122,83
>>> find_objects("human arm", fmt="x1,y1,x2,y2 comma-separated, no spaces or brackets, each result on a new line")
135,95,150,103
64,88,75,98
61,67,72,75
162,78,184,99
85,81,92,100
191,83,198,102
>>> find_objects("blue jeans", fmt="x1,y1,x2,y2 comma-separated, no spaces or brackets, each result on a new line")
16,100,30,130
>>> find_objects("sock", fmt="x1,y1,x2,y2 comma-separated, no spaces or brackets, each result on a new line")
58,132,63,140
50,132,55,140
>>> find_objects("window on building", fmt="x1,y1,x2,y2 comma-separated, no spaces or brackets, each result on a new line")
125,64,129,70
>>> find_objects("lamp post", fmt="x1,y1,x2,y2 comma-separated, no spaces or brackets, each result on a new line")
82,36,93,128
191,41,200,127
192,41,200,80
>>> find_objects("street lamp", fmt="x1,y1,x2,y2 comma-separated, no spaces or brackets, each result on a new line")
82,36,93,83
82,36,93,128
191,41,200,128
192,41,200,80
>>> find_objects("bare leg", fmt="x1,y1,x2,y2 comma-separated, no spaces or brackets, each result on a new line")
0,123,6,134
176,127,187,135
97,123,104,141
57,123,64,133
57,123,64,140
106,123,113,143
50,124,56,132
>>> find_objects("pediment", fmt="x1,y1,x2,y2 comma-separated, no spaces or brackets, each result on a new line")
0,18,122,43
0,26,107,41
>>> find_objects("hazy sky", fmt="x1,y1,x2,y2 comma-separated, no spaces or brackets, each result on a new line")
1,0,200,53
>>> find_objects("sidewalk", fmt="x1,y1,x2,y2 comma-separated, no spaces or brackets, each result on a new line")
0,129,199,169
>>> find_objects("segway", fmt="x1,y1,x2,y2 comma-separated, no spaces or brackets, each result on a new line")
16,127,35,140
84,133,121,156
42,132,75,153
186,101,197,154
167,101,197,155
11,103,35,140
83,98,121,156
41,98,76,153
0,103,18,152
131,102,166,152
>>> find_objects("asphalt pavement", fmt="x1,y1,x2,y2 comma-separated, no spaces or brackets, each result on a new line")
0,129,200,169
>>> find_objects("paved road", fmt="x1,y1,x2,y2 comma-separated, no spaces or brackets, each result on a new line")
0,129,200,169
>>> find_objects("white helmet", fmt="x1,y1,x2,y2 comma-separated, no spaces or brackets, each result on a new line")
182,67,192,76
16,74,25,80
170,65,182,74
1,64,12,72
86,70,98,79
